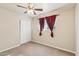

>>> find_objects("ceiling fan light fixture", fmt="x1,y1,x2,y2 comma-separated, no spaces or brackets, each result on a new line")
28,9,33,13
17,3,43,15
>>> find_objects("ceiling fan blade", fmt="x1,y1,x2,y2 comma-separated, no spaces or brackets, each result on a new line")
24,11,27,13
16,5,27,9
33,11,36,15
34,9,43,11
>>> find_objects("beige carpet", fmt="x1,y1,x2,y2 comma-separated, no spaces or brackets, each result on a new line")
0,42,75,56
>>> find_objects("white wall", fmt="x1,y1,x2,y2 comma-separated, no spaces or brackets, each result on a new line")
32,4,75,53
0,8,20,52
75,4,79,56
0,7,31,52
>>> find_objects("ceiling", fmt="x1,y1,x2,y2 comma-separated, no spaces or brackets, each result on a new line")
0,3,69,18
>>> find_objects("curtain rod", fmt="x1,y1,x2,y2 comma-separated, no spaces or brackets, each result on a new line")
39,14,60,18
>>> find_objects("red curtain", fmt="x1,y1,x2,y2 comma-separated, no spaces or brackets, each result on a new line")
46,15,57,37
39,18,45,36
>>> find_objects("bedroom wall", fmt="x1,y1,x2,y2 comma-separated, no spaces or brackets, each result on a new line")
0,7,31,52
75,4,79,56
32,4,75,53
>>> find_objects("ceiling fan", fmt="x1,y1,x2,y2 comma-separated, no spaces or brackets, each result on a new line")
16,3,43,15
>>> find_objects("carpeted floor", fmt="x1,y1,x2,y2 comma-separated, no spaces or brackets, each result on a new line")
0,42,75,56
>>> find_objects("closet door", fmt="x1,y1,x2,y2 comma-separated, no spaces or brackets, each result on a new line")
20,20,31,44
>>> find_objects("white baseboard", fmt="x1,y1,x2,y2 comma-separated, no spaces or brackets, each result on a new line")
0,41,31,53
0,44,20,53
32,40,76,54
